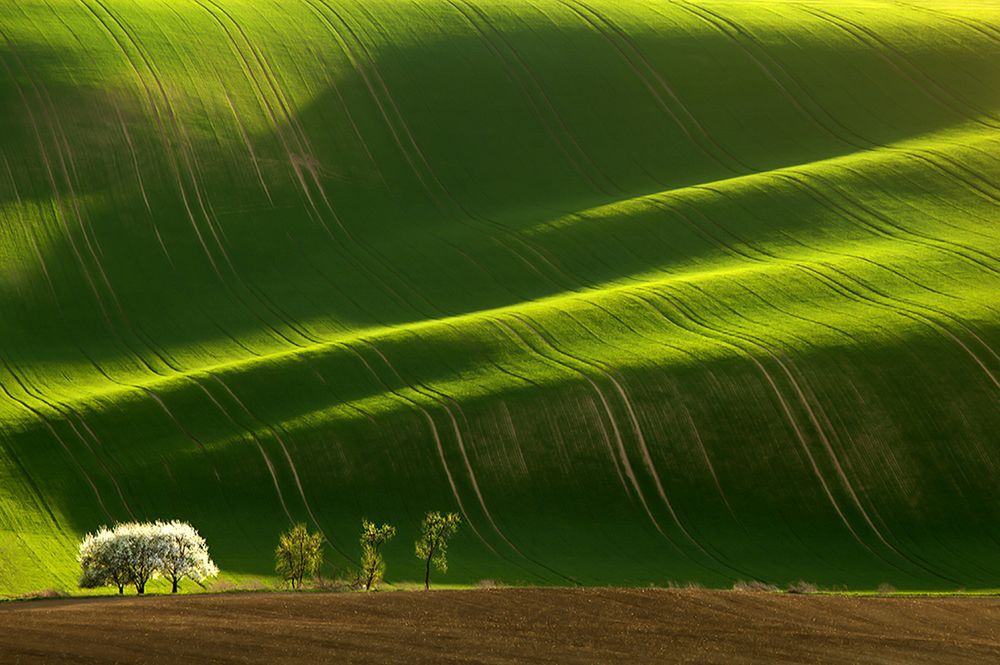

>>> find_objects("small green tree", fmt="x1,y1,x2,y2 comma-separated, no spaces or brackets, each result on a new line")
275,523,324,589
415,511,461,590
359,519,396,591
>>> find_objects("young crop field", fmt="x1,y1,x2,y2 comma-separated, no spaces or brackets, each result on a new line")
0,0,998,596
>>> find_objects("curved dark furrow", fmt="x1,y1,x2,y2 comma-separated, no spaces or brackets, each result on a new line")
79,0,315,351
446,0,617,196
639,285,955,582
0,30,200,382
349,2,588,292
487,317,679,554
318,0,549,272
569,0,756,173
803,168,1000,271
811,264,1000,389
669,277,998,579
106,0,342,352
195,0,444,320
690,182,967,303
624,288,885,575
679,402,740,524
0,380,113,523
814,246,999,360
1,153,60,306
563,301,847,570
362,336,578,584
505,310,746,579
801,5,1000,129
73,346,257,548
76,0,223,277
2,34,121,311
314,0,577,293
775,171,1000,280
642,190,911,352
668,0,860,151
670,1,1000,223
833,157,1000,248
542,304,757,572
0,418,68,539
308,41,389,187
219,90,273,204
330,340,506,559
620,289,875,580
3,359,136,521
345,337,586,584
550,0,747,177
185,378,299,527
895,1,1000,47
0,30,115,329
197,373,356,563
482,319,633,498
781,354,998,584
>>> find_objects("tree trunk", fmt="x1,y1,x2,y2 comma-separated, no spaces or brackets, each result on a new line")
117,584,124,595
298,536,304,589
171,577,179,594
136,581,145,595
424,543,436,590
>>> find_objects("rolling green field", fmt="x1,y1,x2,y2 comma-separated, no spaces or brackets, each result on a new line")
1,0,999,596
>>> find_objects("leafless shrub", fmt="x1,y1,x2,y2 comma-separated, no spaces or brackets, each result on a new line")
877,583,896,595
476,579,505,589
786,580,818,594
732,580,779,593
310,576,356,592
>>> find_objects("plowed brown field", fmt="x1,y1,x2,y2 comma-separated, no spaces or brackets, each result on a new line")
1,588,999,664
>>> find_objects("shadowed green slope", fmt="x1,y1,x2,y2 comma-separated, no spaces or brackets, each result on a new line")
1,0,999,594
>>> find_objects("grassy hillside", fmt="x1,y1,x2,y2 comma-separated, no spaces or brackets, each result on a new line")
1,0,999,595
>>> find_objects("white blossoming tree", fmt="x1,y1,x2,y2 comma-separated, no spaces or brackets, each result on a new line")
118,522,166,594
78,521,218,595
156,520,219,593
78,526,131,595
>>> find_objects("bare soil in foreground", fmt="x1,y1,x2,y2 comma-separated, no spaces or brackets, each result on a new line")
1,588,999,664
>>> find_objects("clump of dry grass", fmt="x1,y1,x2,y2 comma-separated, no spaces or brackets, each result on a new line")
786,581,819,594
19,589,68,600
732,580,779,593
206,579,235,593
476,579,506,589
877,583,896,595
